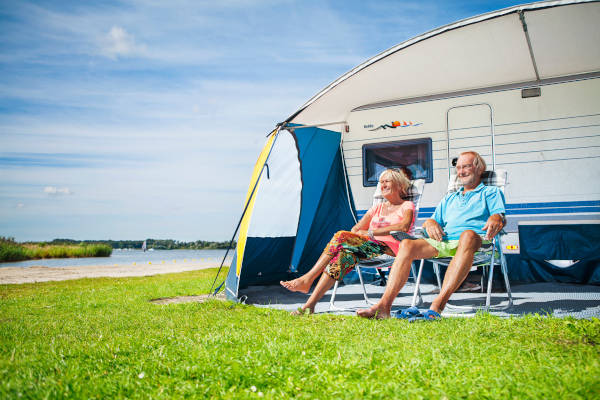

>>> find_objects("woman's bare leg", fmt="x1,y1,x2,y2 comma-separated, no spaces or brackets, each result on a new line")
280,250,333,293
292,272,336,314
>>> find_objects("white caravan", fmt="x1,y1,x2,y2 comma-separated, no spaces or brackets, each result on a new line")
284,0,600,266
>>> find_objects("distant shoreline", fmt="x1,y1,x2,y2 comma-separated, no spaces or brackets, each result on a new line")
23,238,236,251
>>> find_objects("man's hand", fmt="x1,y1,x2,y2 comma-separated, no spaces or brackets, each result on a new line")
423,219,444,242
482,214,504,240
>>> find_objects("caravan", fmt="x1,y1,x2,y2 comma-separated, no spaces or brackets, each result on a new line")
226,0,600,300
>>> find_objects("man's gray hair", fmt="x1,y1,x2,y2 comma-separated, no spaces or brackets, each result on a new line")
459,151,487,175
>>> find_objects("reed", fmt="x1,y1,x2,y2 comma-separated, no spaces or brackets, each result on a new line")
0,237,112,262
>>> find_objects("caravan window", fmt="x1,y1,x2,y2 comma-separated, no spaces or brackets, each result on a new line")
362,138,433,186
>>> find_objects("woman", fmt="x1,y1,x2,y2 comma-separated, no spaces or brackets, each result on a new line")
280,168,415,314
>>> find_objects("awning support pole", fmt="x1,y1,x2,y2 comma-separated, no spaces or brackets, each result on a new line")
519,10,541,82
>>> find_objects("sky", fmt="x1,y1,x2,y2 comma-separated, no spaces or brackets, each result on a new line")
0,0,528,242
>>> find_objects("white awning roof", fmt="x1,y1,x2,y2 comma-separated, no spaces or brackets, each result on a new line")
288,0,600,128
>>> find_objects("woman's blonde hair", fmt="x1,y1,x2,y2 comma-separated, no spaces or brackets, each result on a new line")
380,168,411,197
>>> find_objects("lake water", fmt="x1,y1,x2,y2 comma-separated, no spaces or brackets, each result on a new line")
0,249,234,268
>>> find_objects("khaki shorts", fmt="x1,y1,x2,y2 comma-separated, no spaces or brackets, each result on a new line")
424,238,491,258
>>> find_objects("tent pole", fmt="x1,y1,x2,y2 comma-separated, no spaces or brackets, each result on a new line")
340,131,358,224
280,121,347,132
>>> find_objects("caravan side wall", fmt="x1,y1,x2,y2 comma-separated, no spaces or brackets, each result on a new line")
342,76,600,280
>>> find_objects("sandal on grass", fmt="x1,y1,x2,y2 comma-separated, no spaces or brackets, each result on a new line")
395,306,422,319
408,309,442,322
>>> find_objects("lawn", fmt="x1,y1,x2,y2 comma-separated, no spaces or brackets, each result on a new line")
1,269,599,399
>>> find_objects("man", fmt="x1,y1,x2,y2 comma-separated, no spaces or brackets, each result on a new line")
357,150,506,320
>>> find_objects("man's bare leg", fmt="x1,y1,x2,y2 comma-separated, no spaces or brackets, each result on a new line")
280,251,332,293
357,239,438,319
430,230,481,313
292,272,336,314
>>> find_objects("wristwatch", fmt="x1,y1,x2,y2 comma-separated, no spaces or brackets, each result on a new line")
368,229,375,239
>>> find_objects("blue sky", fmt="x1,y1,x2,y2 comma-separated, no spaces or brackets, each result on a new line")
0,0,526,241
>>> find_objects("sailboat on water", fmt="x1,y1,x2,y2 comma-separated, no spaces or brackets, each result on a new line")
142,240,147,252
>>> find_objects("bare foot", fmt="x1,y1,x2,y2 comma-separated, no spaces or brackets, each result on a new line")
290,307,313,316
356,306,391,320
280,278,312,294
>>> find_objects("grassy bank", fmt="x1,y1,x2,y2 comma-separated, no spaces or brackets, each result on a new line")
1,269,599,399
0,237,112,262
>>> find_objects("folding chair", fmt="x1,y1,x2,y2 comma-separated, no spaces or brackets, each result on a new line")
410,170,513,312
329,179,425,311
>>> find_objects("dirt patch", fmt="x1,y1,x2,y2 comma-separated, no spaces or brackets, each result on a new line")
150,293,227,305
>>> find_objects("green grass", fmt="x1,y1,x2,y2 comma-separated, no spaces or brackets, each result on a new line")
0,237,112,262
1,269,599,399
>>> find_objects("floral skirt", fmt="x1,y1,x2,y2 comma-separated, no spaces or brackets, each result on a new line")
324,231,392,281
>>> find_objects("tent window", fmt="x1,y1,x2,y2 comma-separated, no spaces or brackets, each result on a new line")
362,138,433,186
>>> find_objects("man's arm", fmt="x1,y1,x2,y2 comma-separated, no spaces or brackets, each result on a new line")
482,213,505,240
423,218,445,242
423,197,447,242
482,187,506,240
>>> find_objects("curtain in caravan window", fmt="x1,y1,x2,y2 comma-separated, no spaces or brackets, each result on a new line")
363,138,432,185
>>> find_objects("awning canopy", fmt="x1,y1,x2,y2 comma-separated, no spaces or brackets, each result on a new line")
289,1,600,129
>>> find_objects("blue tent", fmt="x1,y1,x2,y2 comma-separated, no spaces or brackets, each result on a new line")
225,126,356,300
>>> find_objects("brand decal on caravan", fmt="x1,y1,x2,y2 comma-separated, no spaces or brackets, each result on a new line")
369,120,422,131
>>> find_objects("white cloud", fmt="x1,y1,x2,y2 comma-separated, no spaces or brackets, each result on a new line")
44,186,73,196
100,26,147,59
16,203,25,209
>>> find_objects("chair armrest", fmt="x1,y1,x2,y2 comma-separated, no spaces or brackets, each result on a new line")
390,230,506,247
390,231,419,241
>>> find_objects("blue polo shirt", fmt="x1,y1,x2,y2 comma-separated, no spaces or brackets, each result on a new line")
432,183,506,240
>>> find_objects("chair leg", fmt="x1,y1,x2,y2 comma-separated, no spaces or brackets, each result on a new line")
444,248,513,313
356,265,376,305
410,262,423,306
330,265,375,311
433,262,442,290
329,280,341,310
485,247,496,311
331,261,423,311
500,251,513,309
411,259,425,307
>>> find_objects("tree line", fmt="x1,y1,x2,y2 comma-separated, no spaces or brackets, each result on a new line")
44,239,235,250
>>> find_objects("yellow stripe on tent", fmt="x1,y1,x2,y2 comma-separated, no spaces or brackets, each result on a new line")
236,129,278,275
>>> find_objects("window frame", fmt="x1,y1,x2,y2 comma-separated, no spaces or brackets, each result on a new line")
361,138,433,187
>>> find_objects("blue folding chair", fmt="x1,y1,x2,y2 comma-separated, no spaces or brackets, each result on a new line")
409,170,513,312
329,179,425,311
